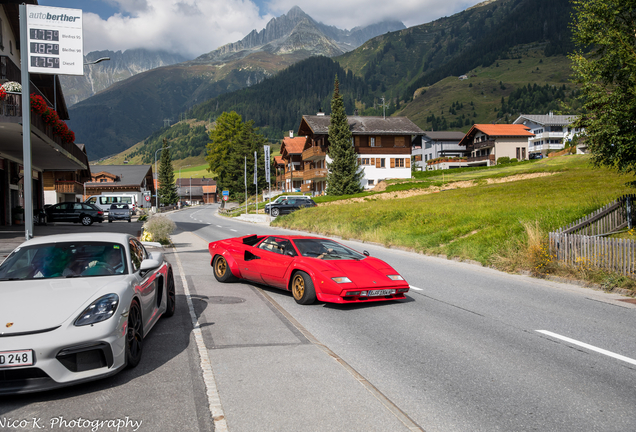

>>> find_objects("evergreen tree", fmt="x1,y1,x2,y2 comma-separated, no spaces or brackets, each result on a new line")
326,77,363,196
157,138,179,205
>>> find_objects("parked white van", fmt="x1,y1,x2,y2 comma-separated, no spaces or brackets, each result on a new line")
85,195,137,214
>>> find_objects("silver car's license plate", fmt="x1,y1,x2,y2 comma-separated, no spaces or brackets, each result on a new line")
0,350,34,368
368,289,396,297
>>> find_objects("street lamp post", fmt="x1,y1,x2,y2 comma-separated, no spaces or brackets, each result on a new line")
154,146,172,211
189,177,192,205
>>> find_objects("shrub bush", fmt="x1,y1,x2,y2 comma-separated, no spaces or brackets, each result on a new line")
497,157,511,164
142,215,176,244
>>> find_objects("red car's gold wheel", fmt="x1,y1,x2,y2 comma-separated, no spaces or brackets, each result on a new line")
292,274,305,300
215,256,227,277
291,271,316,305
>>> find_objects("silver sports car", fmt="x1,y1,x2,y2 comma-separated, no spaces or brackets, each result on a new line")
0,233,175,394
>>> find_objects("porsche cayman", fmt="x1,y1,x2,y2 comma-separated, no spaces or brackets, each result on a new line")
0,233,175,394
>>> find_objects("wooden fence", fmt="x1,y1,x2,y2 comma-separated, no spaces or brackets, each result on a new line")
549,232,636,277
549,194,636,276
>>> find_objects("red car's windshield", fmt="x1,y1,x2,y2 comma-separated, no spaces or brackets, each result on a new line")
293,239,365,260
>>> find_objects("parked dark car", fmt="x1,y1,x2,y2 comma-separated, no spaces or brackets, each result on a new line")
45,202,104,226
264,197,317,217
108,203,132,223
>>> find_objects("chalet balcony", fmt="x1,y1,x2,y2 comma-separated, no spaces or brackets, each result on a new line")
467,155,495,164
55,181,84,195
302,146,327,161
284,171,304,180
471,140,496,150
303,168,328,181
0,92,86,167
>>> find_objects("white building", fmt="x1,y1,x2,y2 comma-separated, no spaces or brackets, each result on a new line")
297,115,424,193
412,131,468,170
513,113,582,157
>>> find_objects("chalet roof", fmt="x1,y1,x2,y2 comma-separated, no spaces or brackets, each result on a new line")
513,114,578,127
281,136,306,156
86,164,152,187
299,115,425,136
274,156,285,165
422,131,467,141
458,124,534,147
471,124,534,137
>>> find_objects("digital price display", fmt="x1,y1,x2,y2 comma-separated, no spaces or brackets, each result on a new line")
30,56,60,69
26,5,83,76
29,28,59,41
30,42,60,56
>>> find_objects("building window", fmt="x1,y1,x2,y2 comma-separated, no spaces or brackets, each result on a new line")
395,158,405,168
370,137,375,147
0,18,4,51
368,180,375,186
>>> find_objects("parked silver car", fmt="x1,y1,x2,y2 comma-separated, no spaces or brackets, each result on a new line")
0,233,175,394
108,203,132,223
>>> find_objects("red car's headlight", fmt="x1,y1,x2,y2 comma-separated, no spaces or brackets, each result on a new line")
387,275,404,281
331,276,352,284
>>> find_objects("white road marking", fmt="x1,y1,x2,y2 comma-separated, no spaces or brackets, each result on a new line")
216,225,222,228
230,229,237,232
173,248,228,432
409,286,423,291
537,330,636,366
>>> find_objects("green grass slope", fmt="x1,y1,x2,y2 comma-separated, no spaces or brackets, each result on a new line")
273,155,635,271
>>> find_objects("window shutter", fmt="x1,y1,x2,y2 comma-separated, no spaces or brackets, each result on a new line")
355,136,360,146
370,158,375,165
406,158,411,168
395,136,405,147
357,158,361,165
377,136,382,147
390,158,395,168
376,158,381,168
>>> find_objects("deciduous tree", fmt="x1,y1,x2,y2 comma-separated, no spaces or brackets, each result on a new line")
570,0,636,173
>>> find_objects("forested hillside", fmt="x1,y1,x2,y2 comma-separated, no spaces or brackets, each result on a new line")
337,0,574,103
191,56,369,139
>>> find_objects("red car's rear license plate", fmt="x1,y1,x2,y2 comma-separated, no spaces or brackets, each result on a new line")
368,289,396,297
0,350,34,368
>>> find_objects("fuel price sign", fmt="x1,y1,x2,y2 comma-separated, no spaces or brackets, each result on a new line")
26,5,83,75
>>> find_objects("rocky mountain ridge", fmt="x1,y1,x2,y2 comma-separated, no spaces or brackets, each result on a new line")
193,6,405,64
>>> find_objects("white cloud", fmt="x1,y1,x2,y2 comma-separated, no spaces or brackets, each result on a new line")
83,0,273,59
81,0,481,58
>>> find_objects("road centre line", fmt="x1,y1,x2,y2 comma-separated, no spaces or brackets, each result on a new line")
409,286,423,291
230,229,237,232
536,330,636,366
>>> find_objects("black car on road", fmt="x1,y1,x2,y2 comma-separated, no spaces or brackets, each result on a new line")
45,202,104,226
264,197,317,217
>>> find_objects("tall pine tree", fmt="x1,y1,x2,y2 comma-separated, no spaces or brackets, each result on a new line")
158,138,179,205
326,76,363,196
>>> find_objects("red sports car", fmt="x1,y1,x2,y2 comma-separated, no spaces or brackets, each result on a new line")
208,234,409,305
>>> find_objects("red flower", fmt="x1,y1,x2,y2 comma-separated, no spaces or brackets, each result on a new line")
0,88,6,100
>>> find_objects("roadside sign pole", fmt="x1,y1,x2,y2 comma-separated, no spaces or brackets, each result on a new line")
264,145,271,221
19,5,33,240
254,151,258,214
244,156,248,215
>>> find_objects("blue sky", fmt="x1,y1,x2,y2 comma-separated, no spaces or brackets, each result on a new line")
37,0,478,59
